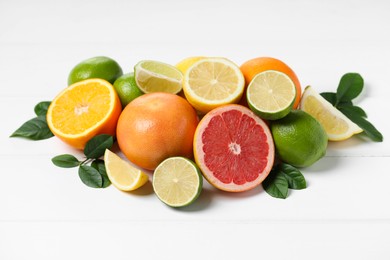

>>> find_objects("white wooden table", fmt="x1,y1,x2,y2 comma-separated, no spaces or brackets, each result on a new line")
1,0,389,259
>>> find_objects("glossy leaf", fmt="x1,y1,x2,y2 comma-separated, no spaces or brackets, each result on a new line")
84,134,114,159
10,116,54,140
78,165,103,188
52,154,80,168
34,101,51,116
336,73,364,104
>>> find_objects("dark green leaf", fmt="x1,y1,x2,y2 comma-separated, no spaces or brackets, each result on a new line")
10,116,54,140
84,134,114,159
91,159,111,188
78,165,103,188
34,101,51,116
338,100,353,106
52,154,80,168
320,92,337,105
338,105,367,118
336,73,364,104
340,109,383,142
262,168,288,199
279,163,306,190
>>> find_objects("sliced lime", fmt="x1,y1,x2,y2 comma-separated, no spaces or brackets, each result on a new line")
247,70,296,120
134,60,183,94
153,157,203,207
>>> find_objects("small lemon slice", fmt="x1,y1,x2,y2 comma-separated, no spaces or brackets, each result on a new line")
153,157,203,207
134,60,183,94
300,86,363,141
183,57,245,114
246,70,296,120
104,149,149,191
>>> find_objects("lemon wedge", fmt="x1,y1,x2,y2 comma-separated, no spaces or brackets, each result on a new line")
300,86,363,141
104,149,149,191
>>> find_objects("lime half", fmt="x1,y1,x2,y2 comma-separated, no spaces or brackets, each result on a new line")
104,149,149,191
247,70,296,120
153,157,203,207
134,60,183,94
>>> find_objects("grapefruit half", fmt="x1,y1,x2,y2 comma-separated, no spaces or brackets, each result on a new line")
194,104,275,192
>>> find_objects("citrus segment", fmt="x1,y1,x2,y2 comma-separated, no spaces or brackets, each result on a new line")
116,93,199,170
183,58,245,114
247,70,296,120
47,79,122,149
134,60,183,94
299,86,363,141
153,157,203,207
194,104,274,192
240,57,302,108
104,149,149,191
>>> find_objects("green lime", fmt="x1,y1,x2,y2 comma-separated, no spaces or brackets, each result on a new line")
271,110,328,167
153,157,203,208
68,56,123,85
247,70,296,120
113,73,143,107
134,60,183,94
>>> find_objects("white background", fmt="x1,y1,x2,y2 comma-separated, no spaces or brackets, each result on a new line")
1,0,390,259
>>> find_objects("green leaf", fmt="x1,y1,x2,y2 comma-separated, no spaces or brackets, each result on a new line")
279,163,306,190
84,134,114,159
320,92,337,105
338,105,367,118
52,154,80,168
340,109,383,142
336,73,364,104
262,168,288,199
34,101,51,116
78,165,103,188
10,116,54,140
91,159,111,188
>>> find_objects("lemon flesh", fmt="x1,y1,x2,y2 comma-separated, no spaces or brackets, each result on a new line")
104,149,149,191
247,70,296,120
153,157,202,207
183,57,245,114
134,60,183,94
300,86,363,141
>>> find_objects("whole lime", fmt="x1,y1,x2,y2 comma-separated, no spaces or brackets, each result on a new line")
113,73,143,107
271,110,328,167
68,56,123,85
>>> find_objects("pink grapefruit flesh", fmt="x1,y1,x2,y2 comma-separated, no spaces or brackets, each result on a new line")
194,104,275,192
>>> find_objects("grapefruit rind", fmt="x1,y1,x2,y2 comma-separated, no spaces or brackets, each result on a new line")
193,104,275,192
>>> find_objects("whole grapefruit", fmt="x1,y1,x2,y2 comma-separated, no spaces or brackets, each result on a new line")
240,57,302,109
116,93,199,170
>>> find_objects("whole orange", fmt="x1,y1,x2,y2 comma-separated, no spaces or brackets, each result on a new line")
240,57,302,109
116,92,199,170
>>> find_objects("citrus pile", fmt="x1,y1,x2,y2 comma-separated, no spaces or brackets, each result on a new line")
45,55,364,207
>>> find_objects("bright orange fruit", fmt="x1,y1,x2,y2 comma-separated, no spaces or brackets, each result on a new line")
240,57,302,109
47,78,122,149
116,92,199,170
